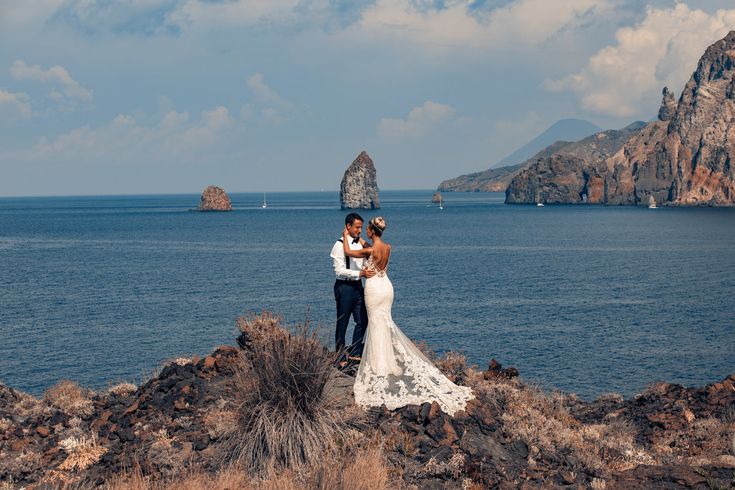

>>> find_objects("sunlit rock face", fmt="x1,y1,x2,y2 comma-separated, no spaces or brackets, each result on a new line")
507,31,735,207
198,185,232,211
340,151,380,210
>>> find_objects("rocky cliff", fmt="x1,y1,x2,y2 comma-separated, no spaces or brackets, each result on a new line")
502,122,646,203
198,185,232,211
507,31,735,206
340,151,380,209
438,162,526,192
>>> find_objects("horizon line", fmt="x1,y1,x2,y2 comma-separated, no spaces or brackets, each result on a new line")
0,188,457,200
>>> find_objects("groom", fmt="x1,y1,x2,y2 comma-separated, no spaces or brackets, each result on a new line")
331,213,375,363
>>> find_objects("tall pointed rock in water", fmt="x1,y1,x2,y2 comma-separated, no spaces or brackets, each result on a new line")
340,151,380,209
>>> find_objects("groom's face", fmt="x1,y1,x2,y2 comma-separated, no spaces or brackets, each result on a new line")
346,219,363,238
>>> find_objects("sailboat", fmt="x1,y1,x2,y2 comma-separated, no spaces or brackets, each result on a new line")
439,195,444,210
261,193,267,209
648,195,657,209
536,189,544,207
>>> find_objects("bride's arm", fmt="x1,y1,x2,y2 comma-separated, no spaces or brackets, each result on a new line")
343,228,372,258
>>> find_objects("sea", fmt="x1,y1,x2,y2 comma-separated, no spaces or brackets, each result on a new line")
1,190,733,400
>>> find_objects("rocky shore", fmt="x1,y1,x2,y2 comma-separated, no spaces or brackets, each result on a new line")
1,314,733,489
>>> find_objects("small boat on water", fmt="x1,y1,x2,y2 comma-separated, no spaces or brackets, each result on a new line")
536,190,544,207
648,195,657,209
261,193,267,209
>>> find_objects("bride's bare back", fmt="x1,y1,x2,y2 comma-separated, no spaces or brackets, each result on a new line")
368,241,391,271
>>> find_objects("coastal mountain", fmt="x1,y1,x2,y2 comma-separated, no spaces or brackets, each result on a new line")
438,122,642,193
494,118,602,168
507,31,735,206
437,119,601,192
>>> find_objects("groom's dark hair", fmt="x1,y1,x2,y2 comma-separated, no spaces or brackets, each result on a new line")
345,213,364,225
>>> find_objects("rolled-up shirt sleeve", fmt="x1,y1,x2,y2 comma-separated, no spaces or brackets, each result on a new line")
331,241,360,280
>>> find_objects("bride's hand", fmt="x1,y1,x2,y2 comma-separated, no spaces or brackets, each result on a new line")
342,228,350,240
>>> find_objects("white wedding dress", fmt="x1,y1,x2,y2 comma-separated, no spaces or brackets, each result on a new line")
353,256,474,416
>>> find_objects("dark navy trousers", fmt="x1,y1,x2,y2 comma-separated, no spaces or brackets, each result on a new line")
334,279,368,356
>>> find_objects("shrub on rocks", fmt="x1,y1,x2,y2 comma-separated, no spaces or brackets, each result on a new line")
219,313,358,474
44,380,94,417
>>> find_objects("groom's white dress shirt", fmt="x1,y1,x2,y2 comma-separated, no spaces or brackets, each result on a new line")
331,237,364,281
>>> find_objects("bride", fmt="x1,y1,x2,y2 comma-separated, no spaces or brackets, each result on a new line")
342,217,474,416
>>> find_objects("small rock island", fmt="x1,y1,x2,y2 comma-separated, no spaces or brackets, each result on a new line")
198,185,232,212
340,151,380,210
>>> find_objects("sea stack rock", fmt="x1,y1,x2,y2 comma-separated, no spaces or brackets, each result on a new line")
198,185,232,211
340,151,380,209
431,191,442,203
657,87,676,121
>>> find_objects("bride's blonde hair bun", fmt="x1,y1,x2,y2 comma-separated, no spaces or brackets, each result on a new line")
369,216,387,236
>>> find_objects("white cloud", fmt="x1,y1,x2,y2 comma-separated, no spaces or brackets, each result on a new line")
0,89,32,119
10,60,93,108
0,0,63,25
544,4,735,117
246,73,295,123
170,0,303,29
51,0,182,35
246,73,291,108
26,105,236,161
349,0,607,52
378,101,457,139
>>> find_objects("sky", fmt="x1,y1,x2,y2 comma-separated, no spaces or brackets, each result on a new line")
1,0,735,196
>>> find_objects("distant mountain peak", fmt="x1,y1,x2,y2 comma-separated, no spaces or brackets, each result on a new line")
492,118,602,168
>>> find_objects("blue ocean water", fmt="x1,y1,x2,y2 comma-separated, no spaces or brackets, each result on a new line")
0,191,733,399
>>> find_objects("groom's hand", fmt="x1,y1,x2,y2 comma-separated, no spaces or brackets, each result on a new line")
360,268,376,278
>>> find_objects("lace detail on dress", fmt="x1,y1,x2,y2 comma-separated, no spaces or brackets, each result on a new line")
365,256,388,277
353,264,474,416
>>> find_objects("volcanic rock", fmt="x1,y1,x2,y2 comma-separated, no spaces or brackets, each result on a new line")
505,122,647,204
506,31,735,206
340,151,380,209
198,185,232,211
438,162,526,192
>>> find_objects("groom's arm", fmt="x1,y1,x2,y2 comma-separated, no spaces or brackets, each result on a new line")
331,241,361,280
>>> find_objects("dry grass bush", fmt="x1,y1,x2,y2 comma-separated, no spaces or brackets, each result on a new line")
107,382,137,396
654,417,735,465
203,401,239,440
58,434,107,471
308,445,390,490
416,452,466,480
478,379,651,474
45,380,95,417
219,314,358,474
384,427,417,457
236,311,287,354
13,391,46,419
434,352,472,385
100,466,252,490
90,444,392,490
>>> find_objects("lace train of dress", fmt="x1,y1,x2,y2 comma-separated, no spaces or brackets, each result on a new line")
353,258,474,416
